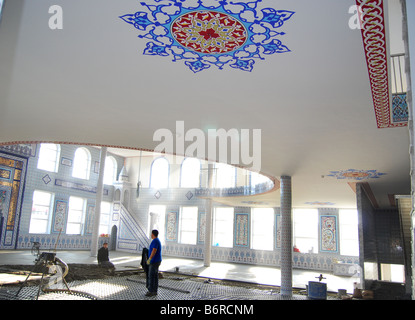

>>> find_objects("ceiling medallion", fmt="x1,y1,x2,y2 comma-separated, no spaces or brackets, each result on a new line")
120,0,295,73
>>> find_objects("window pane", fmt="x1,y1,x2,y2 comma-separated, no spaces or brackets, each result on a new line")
66,223,81,235
34,191,52,206
29,220,48,234
70,197,84,210
67,210,82,223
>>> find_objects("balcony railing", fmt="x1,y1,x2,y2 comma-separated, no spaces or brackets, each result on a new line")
195,180,275,198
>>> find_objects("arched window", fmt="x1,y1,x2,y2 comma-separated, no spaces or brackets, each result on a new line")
180,158,201,188
150,157,169,188
103,156,117,185
214,163,236,188
37,143,60,172
72,147,91,180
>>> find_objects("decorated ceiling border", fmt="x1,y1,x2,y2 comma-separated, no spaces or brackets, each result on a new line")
356,0,407,129
120,0,295,73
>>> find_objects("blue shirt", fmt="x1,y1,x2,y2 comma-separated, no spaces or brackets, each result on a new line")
149,237,162,263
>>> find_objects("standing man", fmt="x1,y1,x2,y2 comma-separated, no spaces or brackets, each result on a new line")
146,229,162,296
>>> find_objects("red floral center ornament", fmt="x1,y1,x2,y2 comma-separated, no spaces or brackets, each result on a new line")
171,11,248,54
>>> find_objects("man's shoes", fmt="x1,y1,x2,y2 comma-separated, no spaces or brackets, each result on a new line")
145,291,157,297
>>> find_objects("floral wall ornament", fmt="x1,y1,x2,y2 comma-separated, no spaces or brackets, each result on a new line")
327,169,386,180
304,201,335,206
120,0,295,72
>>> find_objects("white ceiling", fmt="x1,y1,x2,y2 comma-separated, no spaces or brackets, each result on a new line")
0,0,411,209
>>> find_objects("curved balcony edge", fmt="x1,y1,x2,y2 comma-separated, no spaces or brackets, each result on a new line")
194,179,279,198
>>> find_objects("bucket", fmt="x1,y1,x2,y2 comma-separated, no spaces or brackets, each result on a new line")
338,289,347,298
308,281,327,300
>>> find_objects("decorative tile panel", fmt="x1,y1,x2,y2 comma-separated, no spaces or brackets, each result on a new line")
85,204,95,236
52,200,68,234
320,215,338,253
234,213,249,247
166,211,178,242
55,179,109,195
198,212,206,244
392,93,408,123
0,153,27,249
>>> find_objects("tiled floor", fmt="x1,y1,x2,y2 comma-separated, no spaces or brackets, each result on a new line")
2,273,320,301
0,250,359,300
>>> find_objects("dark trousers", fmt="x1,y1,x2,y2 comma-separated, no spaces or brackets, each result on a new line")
146,262,161,293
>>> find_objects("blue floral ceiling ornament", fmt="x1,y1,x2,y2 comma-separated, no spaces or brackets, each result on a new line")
120,0,295,73
327,169,387,181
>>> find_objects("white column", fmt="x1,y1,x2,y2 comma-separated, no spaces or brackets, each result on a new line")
204,164,214,267
90,147,107,257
